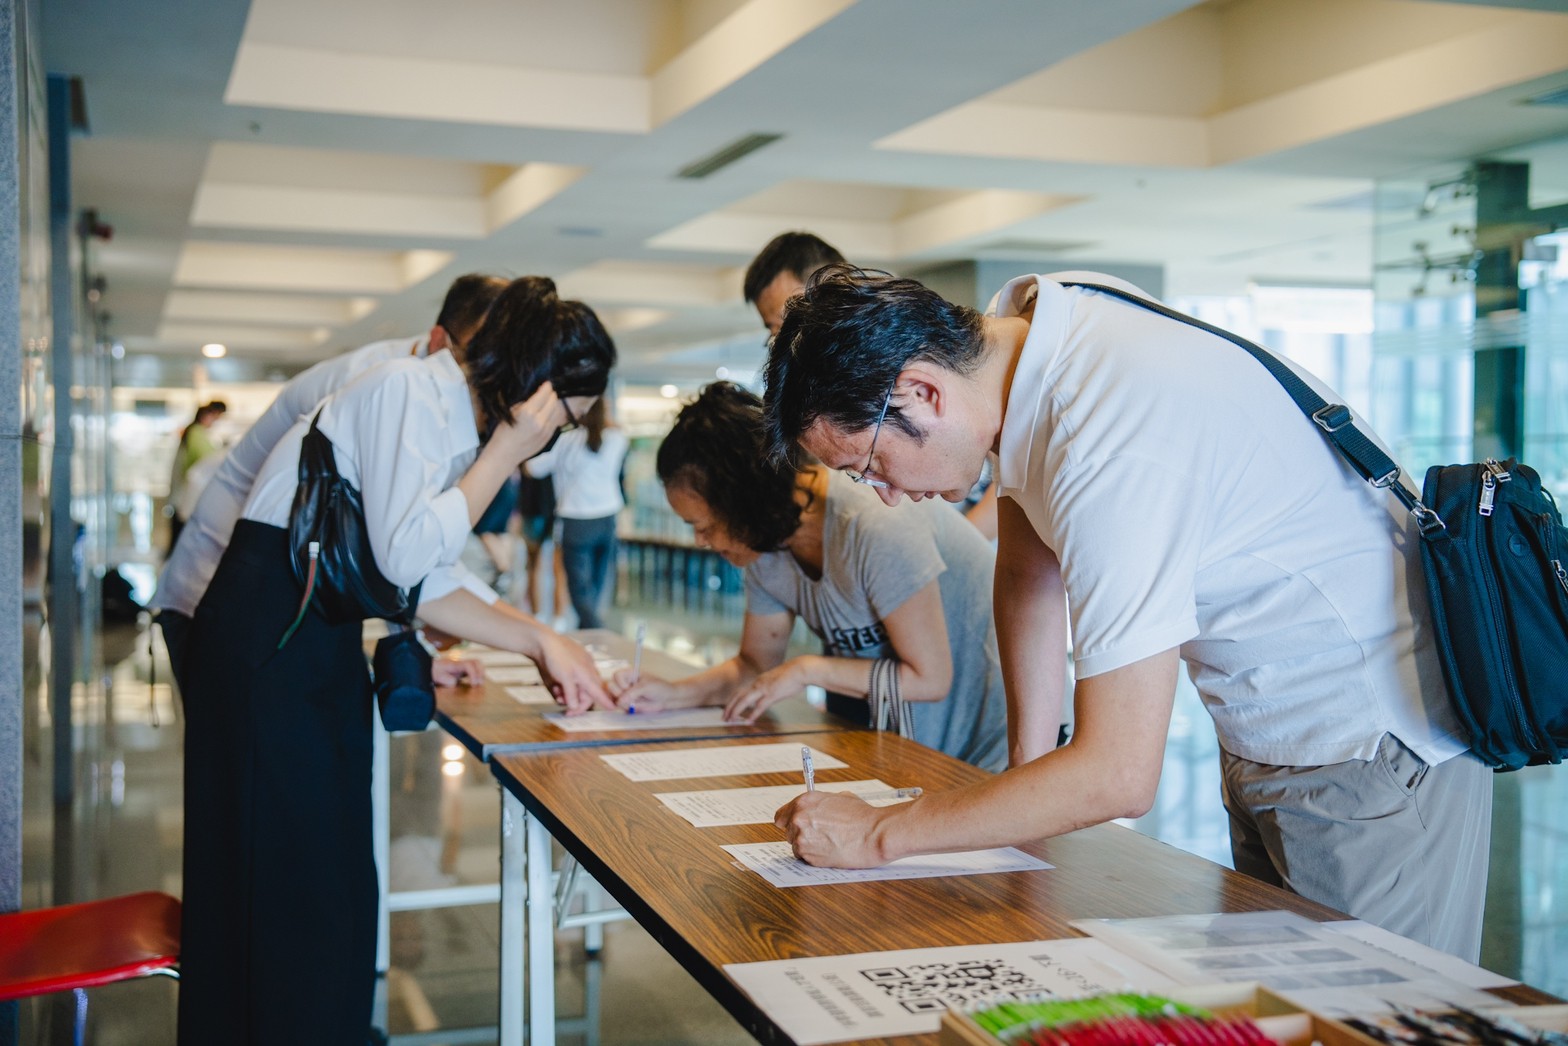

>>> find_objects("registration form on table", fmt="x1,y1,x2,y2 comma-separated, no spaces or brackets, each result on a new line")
655,780,915,827
543,707,733,732
504,685,556,706
600,742,848,782
723,840,1051,888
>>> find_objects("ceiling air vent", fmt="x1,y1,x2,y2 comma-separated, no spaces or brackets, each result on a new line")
676,133,782,179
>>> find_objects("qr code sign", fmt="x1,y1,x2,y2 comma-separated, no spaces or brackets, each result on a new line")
860,960,1043,1013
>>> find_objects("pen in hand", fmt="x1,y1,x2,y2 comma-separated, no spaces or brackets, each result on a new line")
626,622,647,715
801,746,815,792
856,787,922,800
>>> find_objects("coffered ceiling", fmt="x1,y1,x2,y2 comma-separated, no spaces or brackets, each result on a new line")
43,0,1568,383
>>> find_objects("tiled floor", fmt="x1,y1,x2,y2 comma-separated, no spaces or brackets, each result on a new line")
16,565,1568,1043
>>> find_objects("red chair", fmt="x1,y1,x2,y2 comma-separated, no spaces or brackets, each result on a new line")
0,891,180,1043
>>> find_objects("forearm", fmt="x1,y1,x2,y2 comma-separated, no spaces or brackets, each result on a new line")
669,656,758,706
456,443,519,528
870,739,1152,860
996,599,1066,765
792,654,948,703
417,589,545,659
994,499,1067,765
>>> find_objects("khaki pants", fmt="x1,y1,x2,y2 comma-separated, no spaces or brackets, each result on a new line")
1220,733,1492,962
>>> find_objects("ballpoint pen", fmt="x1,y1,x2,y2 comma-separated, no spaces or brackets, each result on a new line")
856,787,922,800
801,746,815,792
627,622,647,714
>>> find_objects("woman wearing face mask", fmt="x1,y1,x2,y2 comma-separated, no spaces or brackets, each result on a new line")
177,276,617,1046
610,381,1006,772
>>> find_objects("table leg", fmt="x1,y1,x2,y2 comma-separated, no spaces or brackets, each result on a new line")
525,809,557,1046
500,788,525,1046
374,718,391,976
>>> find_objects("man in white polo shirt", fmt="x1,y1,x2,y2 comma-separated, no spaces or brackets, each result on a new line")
760,265,1489,961
152,273,507,689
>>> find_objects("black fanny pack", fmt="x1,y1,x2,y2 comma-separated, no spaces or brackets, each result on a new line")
283,410,434,732
1062,281,1568,771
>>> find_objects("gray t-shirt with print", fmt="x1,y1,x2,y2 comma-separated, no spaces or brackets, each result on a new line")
745,472,1007,772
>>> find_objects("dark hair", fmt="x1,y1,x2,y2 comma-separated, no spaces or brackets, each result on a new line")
582,397,608,454
465,276,617,435
435,273,507,341
743,232,845,304
762,265,986,466
657,382,806,552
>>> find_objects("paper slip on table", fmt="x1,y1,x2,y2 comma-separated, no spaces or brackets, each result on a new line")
488,729,1557,1046
435,628,855,759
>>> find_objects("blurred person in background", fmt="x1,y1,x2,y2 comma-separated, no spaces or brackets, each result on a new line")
526,398,629,630
166,399,226,554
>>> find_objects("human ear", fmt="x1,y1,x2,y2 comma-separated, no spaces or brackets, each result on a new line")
894,365,947,420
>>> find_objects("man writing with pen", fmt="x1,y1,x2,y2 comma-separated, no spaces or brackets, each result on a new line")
607,381,1007,772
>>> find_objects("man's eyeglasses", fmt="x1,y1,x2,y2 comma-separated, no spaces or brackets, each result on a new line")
844,386,892,489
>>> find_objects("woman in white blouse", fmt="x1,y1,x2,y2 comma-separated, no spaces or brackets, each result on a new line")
177,276,617,1045
526,398,630,629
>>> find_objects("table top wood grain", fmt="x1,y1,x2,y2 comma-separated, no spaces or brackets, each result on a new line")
490,729,1557,1045
435,629,857,759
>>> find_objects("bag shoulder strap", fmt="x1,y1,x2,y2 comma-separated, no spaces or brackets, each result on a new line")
1057,280,1435,525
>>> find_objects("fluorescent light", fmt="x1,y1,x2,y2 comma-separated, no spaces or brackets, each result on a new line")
201,343,227,358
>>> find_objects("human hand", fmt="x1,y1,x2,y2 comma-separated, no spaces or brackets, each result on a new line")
722,661,801,723
534,632,615,713
492,381,566,465
420,624,462,651
607,670,687,713
431,656,484,687
773,791,894,868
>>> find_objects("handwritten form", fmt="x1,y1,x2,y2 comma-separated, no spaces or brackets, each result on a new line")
600,743,847,782
723,841,1051,888
655,780,914,827
543,707,733,733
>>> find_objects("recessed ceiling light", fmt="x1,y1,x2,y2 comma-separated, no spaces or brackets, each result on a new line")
201,343,226,358
660,384,678,398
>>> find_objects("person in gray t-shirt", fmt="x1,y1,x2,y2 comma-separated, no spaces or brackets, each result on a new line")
609,382,1006,772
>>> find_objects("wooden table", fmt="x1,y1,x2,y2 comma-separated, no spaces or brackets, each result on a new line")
490,729,1556,1046
410,628,859,1045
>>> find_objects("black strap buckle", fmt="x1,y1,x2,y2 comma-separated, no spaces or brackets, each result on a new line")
1312,403,1353,433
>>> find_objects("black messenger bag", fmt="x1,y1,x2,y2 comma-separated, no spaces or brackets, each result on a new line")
1061,281,1568,770
282,410,435,733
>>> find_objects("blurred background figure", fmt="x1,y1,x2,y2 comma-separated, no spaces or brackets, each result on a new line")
527,398,629,630
516,472,569,622
166,399,226,554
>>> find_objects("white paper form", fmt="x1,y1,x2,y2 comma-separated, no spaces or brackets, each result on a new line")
723,841,1051,888
656,780,914,827
544,707,733,733
1323,920,1518,988
1072,911,1506,1016
505,685,557,706
465,647,534,668
600,742,847,782
725,938,1174,1046
484,664,545,686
